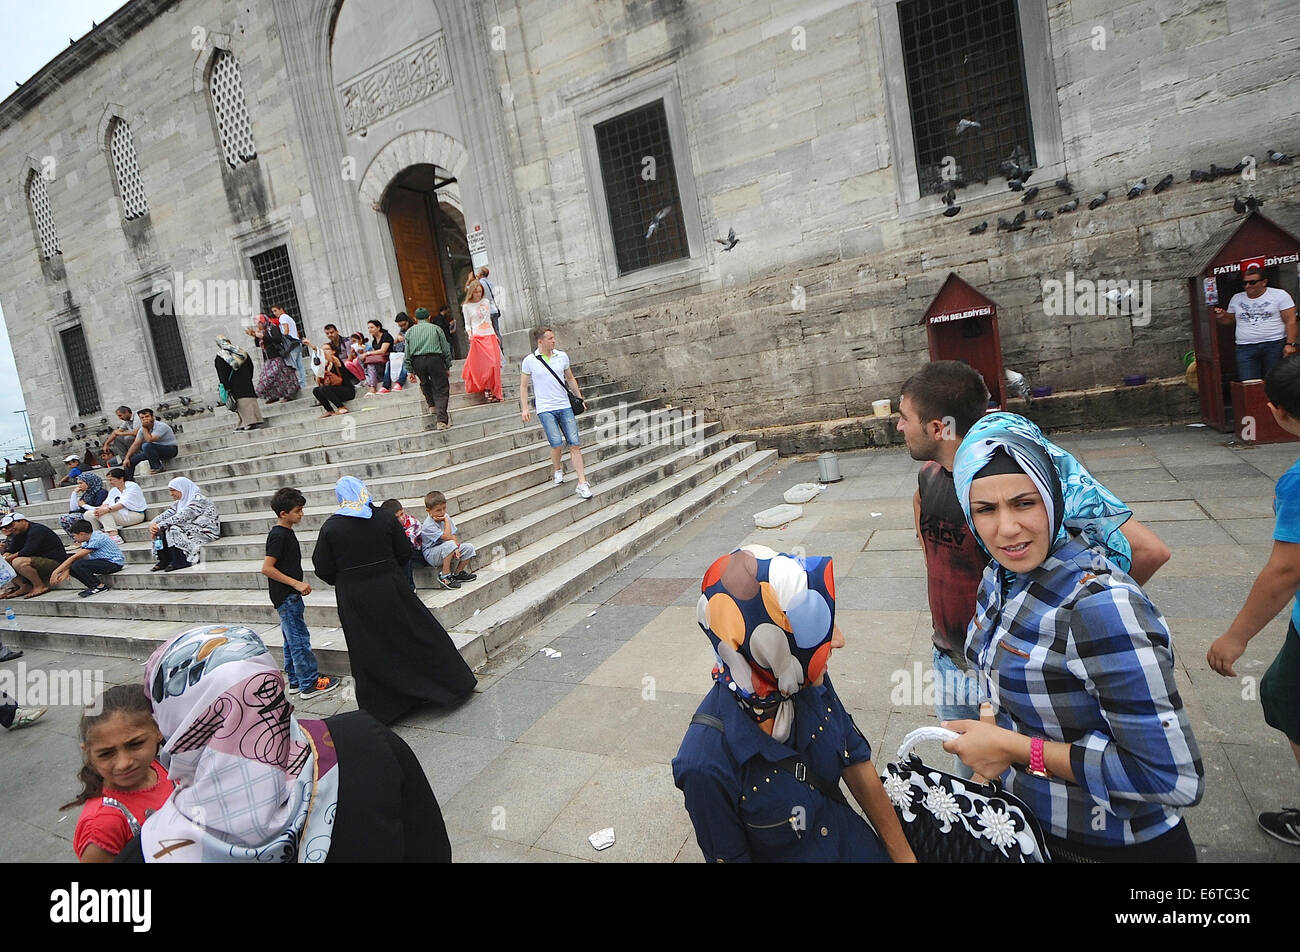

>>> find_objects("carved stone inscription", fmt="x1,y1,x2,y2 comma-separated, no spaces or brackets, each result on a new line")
338,33,451,134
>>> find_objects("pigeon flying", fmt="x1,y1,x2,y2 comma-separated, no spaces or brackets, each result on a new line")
1088,191,1109,210
1152,173,1175,194
715,227,739,251
644,205,673,240
955,119,982,134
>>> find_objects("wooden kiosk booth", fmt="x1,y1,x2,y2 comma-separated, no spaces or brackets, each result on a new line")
922,272,1006,408
1187,211,1300,443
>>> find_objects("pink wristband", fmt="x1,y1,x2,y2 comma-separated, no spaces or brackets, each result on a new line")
1028,736,1049,777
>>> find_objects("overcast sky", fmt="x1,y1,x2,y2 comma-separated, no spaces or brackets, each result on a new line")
0,0,128,461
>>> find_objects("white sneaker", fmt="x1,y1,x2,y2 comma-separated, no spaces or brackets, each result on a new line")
575,482,593,499
553,470,564,485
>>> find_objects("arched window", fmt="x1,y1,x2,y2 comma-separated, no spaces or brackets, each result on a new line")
209,49,257,167
27,170,61,259
109,119,148,219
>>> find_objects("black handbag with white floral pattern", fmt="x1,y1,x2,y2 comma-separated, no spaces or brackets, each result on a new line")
881,727,1051,863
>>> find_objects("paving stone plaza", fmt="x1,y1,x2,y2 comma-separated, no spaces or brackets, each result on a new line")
4,423,1299,864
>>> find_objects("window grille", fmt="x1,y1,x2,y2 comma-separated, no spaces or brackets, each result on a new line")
143,293,191,393
210,50,257,167
898,0,1035,196
109,120,149,219
60,325,100,415
250,245,305,337
27,171,61,259
594,100,688,276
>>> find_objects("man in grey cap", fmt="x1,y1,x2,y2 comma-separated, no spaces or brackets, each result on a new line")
1,513,67,599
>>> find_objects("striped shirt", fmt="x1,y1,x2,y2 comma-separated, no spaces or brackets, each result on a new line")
79,530,125,567
964,535,1203,848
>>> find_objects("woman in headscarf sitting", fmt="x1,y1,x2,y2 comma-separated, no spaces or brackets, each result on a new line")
59,472,109,537
942,414,1204,863
148,477,220,573
672,546,916,863
214,336,265,432
112,623,451,862
246,314,299,404
311,477,476,724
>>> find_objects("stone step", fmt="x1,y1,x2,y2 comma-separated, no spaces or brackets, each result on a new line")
22,386,641,517
0,437,765,634
1,447,777,673
105,425,731,579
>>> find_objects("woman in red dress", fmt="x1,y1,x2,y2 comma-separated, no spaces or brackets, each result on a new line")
460,280,503,402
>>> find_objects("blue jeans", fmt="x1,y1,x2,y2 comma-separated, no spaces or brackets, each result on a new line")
287,343,306,388
127,442,178,477
933,645,981,779
537,407,581,447
277,594,319,691
1236,339,1285,382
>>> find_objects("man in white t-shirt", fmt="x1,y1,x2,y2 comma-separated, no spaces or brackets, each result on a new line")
271,304,306,388
520,327,592,499
1215,263,1298,381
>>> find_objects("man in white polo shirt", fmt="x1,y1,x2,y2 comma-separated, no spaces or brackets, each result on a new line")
520,327,592,499
1214,261,1298,381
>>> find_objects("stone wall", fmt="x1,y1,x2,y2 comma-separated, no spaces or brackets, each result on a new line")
486,0,1300,430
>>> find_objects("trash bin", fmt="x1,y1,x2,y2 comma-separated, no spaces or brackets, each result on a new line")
816,452,842,483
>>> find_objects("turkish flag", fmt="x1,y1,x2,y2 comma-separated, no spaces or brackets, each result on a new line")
1240,255,1267,274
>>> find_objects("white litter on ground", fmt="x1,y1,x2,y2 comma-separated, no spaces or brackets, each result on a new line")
540,647,563,659
754,503,803,528
783,483,822,504
589,827,616,851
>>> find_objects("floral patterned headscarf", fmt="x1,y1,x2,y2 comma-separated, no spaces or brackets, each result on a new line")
333,476,373,519
78,472,107,507
697,545,836,743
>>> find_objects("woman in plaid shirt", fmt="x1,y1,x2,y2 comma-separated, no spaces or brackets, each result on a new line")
942,417,1204,862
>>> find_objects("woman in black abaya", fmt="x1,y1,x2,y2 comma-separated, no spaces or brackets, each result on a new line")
312,476,476,724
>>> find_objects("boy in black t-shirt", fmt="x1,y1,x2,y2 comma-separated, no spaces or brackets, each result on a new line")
262,488,341,698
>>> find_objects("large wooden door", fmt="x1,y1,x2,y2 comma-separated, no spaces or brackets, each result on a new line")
387,187,447,316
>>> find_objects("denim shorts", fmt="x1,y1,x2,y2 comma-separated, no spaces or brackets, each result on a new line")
537,407,581,447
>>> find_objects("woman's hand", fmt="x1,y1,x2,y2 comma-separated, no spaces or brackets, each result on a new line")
148,524,159,539
942,719,1026,779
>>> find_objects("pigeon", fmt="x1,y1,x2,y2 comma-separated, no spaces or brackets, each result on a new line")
1058,197,1080,213
1189,168,1212,182
644,205,673,240
1233,196,1247,214
1246,194,1265,211
955,119,982,135
1268,149,1292,166
715,227,738,251
1020,186,1040,203
942,205,962,217
1005,368,1032,403
1055,177,1075,194
1034,209,1054,221
1088,191,1109,210
1152,173,1175,194
1126,178,1147,200
1007,179,1024,191
1229,160,1246,176
1012,210,1027,226
942,188,957,206
968,221,988,234
996,216,1024,233
179,396,193,406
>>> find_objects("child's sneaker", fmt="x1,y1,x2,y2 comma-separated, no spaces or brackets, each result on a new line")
437,572,462,589
285,678,300,696
453,570,478,582
1258,808,1300,846
575,482,593,499
553,470,564,485
6,707,46,730
300,675,343,699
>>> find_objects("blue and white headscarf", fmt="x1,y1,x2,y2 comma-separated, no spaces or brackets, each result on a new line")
333,476,372,519
953,412,1133,572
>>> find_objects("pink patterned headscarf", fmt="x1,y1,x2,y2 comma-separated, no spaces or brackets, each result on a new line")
141,625,339,862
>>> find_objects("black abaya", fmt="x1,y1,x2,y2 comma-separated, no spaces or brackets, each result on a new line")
214,355,257,399
311,507,476,724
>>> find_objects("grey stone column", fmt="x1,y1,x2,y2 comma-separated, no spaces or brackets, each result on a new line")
272,0,376,334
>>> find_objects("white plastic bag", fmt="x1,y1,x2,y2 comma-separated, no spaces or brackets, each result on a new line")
783,483,821,505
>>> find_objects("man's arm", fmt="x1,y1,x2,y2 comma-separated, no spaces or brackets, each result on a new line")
1208,539,1300,676
1118,518,1170,586
563,366,584,401
1283,305,1297,348
519,370,531,421
912,490,925,566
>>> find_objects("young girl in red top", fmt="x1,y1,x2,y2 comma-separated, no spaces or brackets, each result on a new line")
62,684,174,862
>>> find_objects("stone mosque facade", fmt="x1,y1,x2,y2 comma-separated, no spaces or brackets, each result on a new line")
0,0,1297,442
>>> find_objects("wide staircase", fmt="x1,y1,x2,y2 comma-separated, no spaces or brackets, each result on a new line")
2,361,775,670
